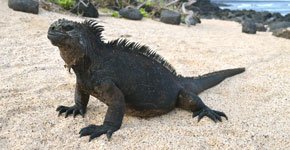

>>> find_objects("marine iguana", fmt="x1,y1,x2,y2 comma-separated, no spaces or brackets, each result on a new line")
47,19,245,141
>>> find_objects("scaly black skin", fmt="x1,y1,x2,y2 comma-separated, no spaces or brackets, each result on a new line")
47,19,245,141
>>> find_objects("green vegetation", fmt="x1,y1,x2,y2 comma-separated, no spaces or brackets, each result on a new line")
139,8,149,17
112,11,120,18
98,7,112,13
49,0,178,18
50,0,76,10
144,0,154,7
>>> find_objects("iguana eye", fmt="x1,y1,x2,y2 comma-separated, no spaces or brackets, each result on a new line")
62,25,74,31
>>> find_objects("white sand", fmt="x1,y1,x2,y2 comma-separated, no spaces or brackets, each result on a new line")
1,0,290,149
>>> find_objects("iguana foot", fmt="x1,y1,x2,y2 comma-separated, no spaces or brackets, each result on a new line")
79,124,118,141
56,105,86,118
192,107,228,123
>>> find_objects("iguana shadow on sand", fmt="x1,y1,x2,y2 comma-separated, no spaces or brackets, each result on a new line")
47,19,245,142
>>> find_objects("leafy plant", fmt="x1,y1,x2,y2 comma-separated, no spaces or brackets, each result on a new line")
112,11,120,18
50,0,76,10
145,0,153,7
139,8,149,17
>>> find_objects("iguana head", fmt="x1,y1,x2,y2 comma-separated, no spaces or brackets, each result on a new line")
47,19,79,47
47,19,104,68
48,18,104,46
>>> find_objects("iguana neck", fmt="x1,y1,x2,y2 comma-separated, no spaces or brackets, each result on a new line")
58,39,108,76
59,46,85,70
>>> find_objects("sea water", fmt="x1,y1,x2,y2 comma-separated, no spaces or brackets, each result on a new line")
211,0,290,15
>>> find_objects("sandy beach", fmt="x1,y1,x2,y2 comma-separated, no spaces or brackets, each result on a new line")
1,0,290,149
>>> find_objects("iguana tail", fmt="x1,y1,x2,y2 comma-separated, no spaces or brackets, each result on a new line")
192,68,245,94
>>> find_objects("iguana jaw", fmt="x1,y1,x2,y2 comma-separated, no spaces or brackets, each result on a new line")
47,30,68,46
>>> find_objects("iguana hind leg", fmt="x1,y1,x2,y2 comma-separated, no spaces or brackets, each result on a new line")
177,89,227,122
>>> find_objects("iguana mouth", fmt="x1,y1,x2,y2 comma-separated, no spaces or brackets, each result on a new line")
47,31,67,45
47,31,65,38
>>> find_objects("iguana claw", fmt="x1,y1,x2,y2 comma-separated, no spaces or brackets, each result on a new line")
56,105,86,118
193,107,227,123
79,124,118,142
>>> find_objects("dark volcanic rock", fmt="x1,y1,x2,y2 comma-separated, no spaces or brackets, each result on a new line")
214,9,230,20
192,0,220,15
231,10,246,18
71,0,98,18
265,13,284,24
250,12,267,23
242,20,257,34
181,0,288,31
195,16,201,24
184,15,201,26
272,13,283,20
228,10,270,24
255,23,267,32
268,21,290,31
119,7,143,20
230,16,244,23
183,0,220,19
272,28,290,39
282,13,290,22
265,17,277,25
8,0,39,14
260,11,273,21
160,9,181,25
185,5,201,15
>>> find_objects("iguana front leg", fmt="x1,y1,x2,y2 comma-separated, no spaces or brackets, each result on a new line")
56,82,89,118
79,80,125,141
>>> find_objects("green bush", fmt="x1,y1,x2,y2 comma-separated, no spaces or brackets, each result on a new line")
50,0,76,10
139,8,149,17
145,0,153,7
112,11,120,18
